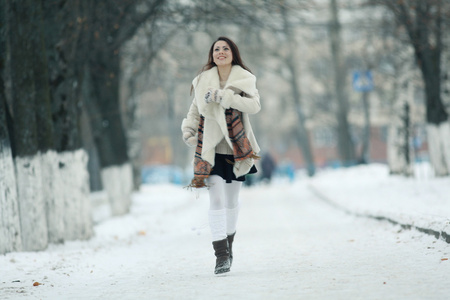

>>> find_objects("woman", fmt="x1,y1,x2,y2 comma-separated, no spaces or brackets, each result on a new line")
181,37,261,274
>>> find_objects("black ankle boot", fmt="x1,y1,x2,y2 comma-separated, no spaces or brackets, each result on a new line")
212,238,230,274
227,232,236,266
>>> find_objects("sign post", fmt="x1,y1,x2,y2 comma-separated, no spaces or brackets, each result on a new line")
352,70,374,163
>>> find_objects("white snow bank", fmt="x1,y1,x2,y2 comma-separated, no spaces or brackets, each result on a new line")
308,163,450,239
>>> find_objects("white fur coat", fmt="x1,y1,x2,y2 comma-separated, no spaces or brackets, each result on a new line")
181,65,261,178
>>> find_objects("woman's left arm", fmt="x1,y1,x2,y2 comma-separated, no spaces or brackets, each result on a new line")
219,89,261,114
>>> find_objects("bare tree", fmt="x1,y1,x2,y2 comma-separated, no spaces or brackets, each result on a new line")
372,0,450,176
9,0,49,251
42,0,93,243
0,0,22,254
387,54,416,176
81,0,167,215
121,16,182,189
3,0,94,253
328,0,356,166
280,1,316,176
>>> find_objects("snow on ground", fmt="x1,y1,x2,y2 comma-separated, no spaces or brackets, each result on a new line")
308,163,450,237
1,163,449,299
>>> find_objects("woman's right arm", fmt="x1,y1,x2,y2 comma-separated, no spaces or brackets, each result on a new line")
181,99,200,131
181,99,200,147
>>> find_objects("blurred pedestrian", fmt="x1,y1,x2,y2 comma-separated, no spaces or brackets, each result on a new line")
261,152,276,183
181,36,261,275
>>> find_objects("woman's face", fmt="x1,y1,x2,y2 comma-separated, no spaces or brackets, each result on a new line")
213,40,233,67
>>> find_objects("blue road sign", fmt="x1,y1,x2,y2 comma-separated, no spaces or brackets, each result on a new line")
352,70,374,92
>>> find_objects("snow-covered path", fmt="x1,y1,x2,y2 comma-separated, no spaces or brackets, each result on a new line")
1,180,449,300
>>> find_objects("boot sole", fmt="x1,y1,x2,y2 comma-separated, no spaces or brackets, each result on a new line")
215,267,230,275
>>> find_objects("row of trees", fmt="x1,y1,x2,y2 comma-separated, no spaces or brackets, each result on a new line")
0,0,167,254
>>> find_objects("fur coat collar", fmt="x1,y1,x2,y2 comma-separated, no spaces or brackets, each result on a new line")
192,65,257,119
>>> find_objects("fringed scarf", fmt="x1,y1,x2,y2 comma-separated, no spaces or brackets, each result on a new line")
187,108,259,188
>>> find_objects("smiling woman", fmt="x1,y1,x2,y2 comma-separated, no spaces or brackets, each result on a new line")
181,36,261,275
202,36,252,75
213,40,233,71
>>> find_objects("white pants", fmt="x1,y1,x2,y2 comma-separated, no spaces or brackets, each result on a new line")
207,175,242,241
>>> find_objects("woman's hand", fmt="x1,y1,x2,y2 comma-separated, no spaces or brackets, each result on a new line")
182,128,197,147
204,88,224,104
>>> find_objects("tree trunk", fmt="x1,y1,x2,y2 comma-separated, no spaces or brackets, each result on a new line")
287,62,316,176
387,69,414,176
426,122,450,176
280,1,315,176
389,0,449,176
82,0,167,213
329,0,355,166
388,102,414,176
0,0,22,252
88,50,132,215
58,149,93,240
125,73,144,191
417,42,449,176
41,0,93,242
413,4,449,175
0,100,21,254
32,0,67,245
9,0,48,251
80,67,103,192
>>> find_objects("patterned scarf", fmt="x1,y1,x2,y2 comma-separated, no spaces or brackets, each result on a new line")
188,108,258,188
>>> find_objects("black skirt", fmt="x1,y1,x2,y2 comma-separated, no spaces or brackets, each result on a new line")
209,154,257,183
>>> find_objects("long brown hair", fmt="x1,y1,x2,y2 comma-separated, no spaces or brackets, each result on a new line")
201,36,252,73
191,37,252,95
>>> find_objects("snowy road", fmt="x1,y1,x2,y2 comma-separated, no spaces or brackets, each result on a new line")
1,180,449,300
